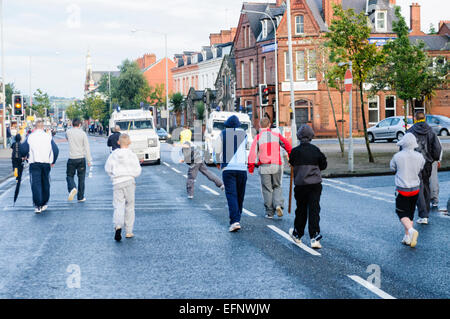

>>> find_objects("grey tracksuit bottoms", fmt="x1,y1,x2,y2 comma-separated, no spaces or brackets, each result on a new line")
113,180,136,233
260,170,284,215
187,162,223,197
430,161,439,205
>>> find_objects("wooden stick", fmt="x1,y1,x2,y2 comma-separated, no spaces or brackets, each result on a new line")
288,166,293,214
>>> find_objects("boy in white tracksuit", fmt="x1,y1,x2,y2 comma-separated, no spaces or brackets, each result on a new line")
390,133,425,248
105,134,142,241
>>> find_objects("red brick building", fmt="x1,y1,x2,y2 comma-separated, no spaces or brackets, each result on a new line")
135,53,176,94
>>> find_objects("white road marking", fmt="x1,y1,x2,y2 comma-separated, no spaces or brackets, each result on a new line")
347,275,396,299
267,225,321,256
243,208,257,217
163,162,171,167
323,178,394,198
204,204,212,211
201,185,220,196
171,167,181,174
0,176,15,188
322,182,394,204
183,175,188,179
0,176,30,201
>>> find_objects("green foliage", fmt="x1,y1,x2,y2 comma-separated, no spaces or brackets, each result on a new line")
33,89,51,117
195,101,205,121
115,59,148,109
170,92,184,114
5,83,20,107
65,101,83,120
83,96,107,121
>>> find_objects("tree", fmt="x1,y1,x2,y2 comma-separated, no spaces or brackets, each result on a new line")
5,83,20,108
65,101,83,120
115,59,148,109
170,92,184,127
33,89,51,118
84,96,107,121
325,4,385,163
428,23,437,35
369,7,448,126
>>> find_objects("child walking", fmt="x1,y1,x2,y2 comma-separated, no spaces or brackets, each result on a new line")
390,133,425,248
105,134,142,241
288,125,327,249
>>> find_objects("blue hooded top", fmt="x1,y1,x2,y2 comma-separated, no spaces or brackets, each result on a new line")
217,115,248,171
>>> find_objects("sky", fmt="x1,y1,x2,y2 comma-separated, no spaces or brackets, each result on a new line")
2,0,449,99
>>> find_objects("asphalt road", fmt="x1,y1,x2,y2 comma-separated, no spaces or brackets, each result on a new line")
0,134,448,299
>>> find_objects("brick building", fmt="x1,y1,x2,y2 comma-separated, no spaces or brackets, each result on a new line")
135,53,176,94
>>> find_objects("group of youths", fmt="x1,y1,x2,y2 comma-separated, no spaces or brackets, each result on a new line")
11,111,443,248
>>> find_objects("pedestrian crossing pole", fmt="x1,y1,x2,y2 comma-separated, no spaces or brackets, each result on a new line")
342,61,354,172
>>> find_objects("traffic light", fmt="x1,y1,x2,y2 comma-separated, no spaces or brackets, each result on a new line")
234,99,240,112
12,94,23,117
259,84,269,106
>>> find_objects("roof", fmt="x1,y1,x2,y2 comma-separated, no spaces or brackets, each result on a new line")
306,0,327,32
342,0,397,33
409,35,450,51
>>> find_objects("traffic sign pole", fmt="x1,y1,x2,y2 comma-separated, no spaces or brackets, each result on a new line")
345,64,354,172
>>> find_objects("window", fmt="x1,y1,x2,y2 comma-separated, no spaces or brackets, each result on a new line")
377,118,392,127
296,51,305,81
261,20,268,38
250,60,254,87
243,26,247,47
248,26,252,47
375,11,387,32
385,96,396,118
391,118,400,126
241,62,245,88
284,52,291,81
307,50,317,80
262,57,267,84
295,15,304,35
368,96,380,124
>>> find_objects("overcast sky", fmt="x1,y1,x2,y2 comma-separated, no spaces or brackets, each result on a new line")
3,0,449,99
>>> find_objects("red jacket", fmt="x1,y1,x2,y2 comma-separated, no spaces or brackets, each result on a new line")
248,128,292,174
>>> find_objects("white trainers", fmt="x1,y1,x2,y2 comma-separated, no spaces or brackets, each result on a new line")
289,228,302,244
229,222,241,232
41,205,48,212
264,214,274,219
78,198,86,202
408,228,419,248
276,206,283,218
220,185,225,191
34,207,42,214
187,195,194,199
68,188,78,201
125,233,134,238
416,218,428,225
401,234,411,246
311,239,322,249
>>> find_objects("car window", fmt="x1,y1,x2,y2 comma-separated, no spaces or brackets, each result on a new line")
378,119,392,127
391,118,400,125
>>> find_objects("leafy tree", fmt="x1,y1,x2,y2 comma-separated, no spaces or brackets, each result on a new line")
33,88,51,118
195,101,205,121
5,83,20,108
428,23,437,35
116,59,148,109
84,96,107,121
65,101,83,120
325,4,385,163
170,92,184,127
148,83,166,108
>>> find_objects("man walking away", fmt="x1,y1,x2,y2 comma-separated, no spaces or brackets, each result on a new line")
20,120,59,214
288,125,327,249
107,125,121,151
213,115,248,232
390,133,424,248
66,118,92,202
430,139,443,210
105,134,142,241
181,140,224,199
248,118,292,219
407,111,442,225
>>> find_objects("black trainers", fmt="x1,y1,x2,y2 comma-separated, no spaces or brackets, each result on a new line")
115,228,122,241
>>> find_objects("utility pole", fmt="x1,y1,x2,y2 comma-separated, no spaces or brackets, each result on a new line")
165,33,169,134
286,0,297,146
1,0,6,148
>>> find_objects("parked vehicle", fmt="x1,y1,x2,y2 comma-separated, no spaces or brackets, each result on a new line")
109,109,161,164
367,116,413,143
156,128,171,141
204,111,253,164
426,115,450,137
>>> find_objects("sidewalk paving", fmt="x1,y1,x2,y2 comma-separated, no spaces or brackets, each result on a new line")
0,148,12,184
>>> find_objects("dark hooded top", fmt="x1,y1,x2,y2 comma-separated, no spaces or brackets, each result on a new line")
407,122,442,163
289,125,327,186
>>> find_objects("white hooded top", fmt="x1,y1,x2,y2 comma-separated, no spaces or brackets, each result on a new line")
390,133,425,189
104,148,142,185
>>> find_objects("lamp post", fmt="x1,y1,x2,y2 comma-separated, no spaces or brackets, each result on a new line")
131,28,169,133
286,0,297,147
1,0,6,148
339,61,353,172
241,9,279,128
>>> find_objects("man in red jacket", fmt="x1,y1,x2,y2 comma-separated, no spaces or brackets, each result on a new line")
248,118,292,219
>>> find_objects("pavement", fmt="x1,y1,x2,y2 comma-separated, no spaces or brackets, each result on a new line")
0,134,448,299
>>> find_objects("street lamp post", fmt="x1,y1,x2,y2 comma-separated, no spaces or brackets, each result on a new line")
339,61,354,172
286,0,297,146
241,9,279,128
1,0,6,148
131,29,169,133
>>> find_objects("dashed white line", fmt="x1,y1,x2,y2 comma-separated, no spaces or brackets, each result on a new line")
201,185,220,196
243,208,257,217
323,178,394,198
163,162,171,167
267,225,321,256
0,176,15,188
322,182,394,204
348,275,396,299
204,204,212,211
171,167,182,174
183,175,188,179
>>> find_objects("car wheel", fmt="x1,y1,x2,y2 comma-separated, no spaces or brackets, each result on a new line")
368,133,374,143
396,132,404,140
440,129,449,137
155,158,161,165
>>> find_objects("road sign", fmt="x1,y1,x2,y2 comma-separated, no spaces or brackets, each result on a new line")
344,69,352,92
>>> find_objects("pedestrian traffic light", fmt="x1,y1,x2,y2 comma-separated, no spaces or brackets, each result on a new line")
259,84,269,106
234,99,240,112
12,94,23,117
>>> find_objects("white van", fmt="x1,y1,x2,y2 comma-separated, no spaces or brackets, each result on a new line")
204,111,253,164
109,109,161,164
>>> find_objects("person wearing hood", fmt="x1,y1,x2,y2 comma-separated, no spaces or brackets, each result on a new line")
407,111,442,224
107,125,121,151
105,134,142,241
390,133,425,247
288,125,327,249
213,115,248,232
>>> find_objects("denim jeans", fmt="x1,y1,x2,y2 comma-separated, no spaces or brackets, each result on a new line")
222,170,247,225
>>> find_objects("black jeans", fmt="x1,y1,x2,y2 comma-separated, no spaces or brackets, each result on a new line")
66,158,86,200
294,183,322,239
417,161,432,218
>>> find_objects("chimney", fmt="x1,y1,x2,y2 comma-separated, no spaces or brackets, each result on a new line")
389,0,396,5
323,0,342,27
144,53,156,68
410,3,424,35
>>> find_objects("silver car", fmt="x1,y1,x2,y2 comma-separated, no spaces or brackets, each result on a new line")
426,115,450,136
367,116,413,143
